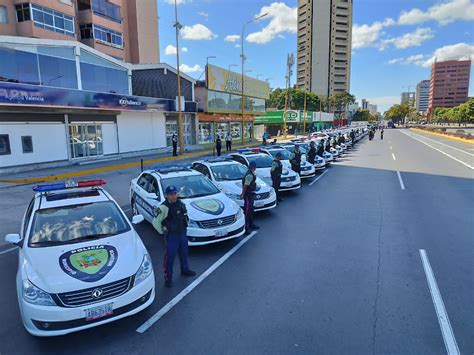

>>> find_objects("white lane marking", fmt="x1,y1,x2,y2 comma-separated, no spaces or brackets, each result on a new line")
0,246,18,255
396,171,405,190
419,250,460,355
391,153,396,161
309,170,328,186
409,131,474,157
402,131,474,170
136,231,258,333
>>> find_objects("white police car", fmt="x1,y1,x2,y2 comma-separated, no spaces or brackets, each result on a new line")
229,150,301,191
289,142,327,170
4,180,154,337
130,166,245,246
191,158,277,212
259,146,316,179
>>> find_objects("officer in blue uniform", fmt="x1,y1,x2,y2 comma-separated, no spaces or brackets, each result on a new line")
153,185,196,288
240,161,260,234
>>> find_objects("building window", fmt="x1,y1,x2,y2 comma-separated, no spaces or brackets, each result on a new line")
0,6,8,23
0,135,11,155
80,23,93,39
92,0,121,23
30,4,75,36
78,0,91,11
15,3,31,22
21,136,33,153
93,24,123,48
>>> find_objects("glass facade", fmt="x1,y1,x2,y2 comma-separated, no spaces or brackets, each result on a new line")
31,4,75,36
92,0,122,23
207,90,266,114
198,122,214,144
0,44,129,94
93,24,123,48
80,51,129,94
69,124,104,159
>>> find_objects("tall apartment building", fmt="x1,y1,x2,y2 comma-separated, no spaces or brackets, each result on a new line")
428,59,471,115
0,0,159,63
296,0,353,97
401,92,415,107
415,80,430,113
361,98,368,109
368,103,377,115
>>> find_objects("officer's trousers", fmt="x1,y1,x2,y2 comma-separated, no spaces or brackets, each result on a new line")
243,194,255,232
172,143,178,156
271,175,281,200
163,231,190,282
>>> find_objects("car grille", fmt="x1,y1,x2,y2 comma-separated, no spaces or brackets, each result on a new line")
254,191,271,200
198,214,237,229
282,176,297,182
55,277,133,307
301,166,312,171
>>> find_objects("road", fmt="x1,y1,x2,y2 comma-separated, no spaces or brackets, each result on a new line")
0,129,472,354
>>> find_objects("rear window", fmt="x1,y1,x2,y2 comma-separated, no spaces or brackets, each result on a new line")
246,155,273,168
29,201,130,247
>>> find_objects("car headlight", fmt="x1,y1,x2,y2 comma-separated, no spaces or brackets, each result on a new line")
236,207,244,220
22,279,55,306
134,254,153,287
188,219,200,228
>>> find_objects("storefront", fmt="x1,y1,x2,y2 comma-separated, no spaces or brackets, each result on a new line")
195,64,270,144
254,110,335,136
0,37,197,171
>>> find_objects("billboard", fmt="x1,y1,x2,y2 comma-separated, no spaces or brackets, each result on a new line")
207,64,270,100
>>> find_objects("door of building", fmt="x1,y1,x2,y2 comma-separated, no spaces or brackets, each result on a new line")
69,123,104,159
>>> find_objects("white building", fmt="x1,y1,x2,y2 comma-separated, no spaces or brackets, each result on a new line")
368,104,378,115
0,36,197,171
416,80,430,114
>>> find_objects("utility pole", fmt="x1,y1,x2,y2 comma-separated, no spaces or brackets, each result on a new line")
283,53,294,139
173,0,184,154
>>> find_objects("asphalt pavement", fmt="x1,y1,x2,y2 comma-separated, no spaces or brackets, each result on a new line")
0,129,472,354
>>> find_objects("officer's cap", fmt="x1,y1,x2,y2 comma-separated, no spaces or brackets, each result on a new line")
275,152,282,158
249,161,257,169
165,185,178,194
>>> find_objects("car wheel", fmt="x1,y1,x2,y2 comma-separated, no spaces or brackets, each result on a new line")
131,199,139,216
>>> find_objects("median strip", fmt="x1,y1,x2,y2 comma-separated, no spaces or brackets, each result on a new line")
410,128,474,145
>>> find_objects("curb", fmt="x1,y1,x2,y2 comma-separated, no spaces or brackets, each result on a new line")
410,128,474,145
0,143,257,185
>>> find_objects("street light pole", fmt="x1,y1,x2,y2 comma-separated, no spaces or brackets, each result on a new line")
303,90,307,134
241,13,268,145
174,0,184,154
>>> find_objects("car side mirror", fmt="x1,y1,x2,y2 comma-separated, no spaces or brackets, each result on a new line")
5,233,21,245
132,215,145,225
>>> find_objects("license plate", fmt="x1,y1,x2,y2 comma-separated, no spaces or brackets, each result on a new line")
85,303,113,321
215,228,228,237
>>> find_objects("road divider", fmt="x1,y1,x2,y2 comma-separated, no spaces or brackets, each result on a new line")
396,171,405,190
391,153,397,161
136,231,259,334
309,170,328,186
419,249,460,355
410,128,474,145
408,131,474,157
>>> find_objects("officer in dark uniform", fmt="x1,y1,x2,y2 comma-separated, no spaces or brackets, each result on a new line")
240,161,259,234
270,152,283,203
172,133,178,156
153,185,196,288
289,145,302,175
307,141,317,164
316,141,325,157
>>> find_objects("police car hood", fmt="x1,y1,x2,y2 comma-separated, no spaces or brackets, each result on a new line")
183,192,240,221
24,230,145,293
216,178,270,195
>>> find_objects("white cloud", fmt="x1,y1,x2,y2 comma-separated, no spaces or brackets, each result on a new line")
352,21,385,49
379,27,434,50
387,43,474,68
234,44,241,48
197,11,208,19
398,0,474,25
224,34,240,42
246,2,297,44
422,42,474,67
181,24,217,40
165,44,188,55
179,64,202,73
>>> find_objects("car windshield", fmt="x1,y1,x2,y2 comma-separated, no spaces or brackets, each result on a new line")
267,149,291,160
211,164,247,181
246,155,273,168
161,175,220,198
29,202,130,247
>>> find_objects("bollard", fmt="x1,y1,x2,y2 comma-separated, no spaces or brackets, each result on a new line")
140,158,144,172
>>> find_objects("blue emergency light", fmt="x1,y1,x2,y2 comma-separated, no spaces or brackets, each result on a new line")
33,180,107,192
236,148,251,153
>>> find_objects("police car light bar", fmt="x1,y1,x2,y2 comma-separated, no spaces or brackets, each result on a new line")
152,164,191,172
33,180,107,192
251,148,261,153
236,148,251,153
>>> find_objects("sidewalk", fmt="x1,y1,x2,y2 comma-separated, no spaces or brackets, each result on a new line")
0,141,259,186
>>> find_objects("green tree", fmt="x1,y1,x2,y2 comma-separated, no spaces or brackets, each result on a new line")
385,103,415,125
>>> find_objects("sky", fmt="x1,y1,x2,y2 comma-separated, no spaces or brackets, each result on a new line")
157,0,474,113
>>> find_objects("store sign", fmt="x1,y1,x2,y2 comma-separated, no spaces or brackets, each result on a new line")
285,110,299,121
207,64,270,100
0,82,197,113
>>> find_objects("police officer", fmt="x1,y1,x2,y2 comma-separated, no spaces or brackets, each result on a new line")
153,186,196,288
240,161,259,234
350,130,356,145
215,135,222,156
307,141,317,165
317,140,325,157
271,152,283,203
289,145,302,175
172,133,178,156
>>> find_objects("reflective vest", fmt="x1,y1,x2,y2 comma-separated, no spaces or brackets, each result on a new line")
163,200,188,234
